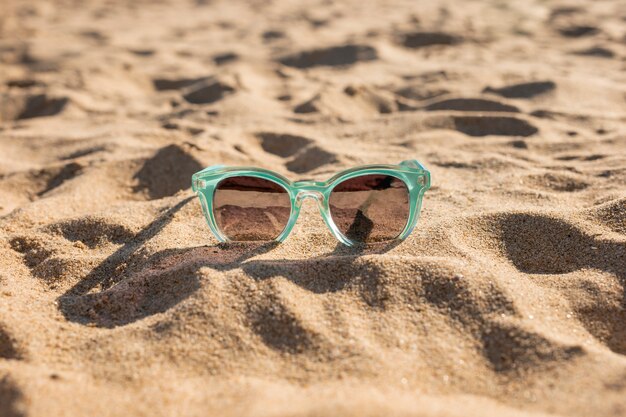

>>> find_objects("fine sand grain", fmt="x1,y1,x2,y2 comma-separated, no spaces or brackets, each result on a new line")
1,0,625,416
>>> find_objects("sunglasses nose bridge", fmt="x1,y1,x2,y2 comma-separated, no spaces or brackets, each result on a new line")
293,186,326,209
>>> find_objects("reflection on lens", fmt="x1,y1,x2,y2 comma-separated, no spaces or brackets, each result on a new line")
213,176,291,241
329,174,409,243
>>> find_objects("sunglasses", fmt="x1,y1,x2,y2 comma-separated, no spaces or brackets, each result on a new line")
191,160,430,246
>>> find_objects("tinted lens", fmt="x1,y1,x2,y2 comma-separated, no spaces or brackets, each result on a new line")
329,174,410,243
213,176,291,241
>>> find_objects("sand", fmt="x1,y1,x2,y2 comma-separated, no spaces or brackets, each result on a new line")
0,0,625,415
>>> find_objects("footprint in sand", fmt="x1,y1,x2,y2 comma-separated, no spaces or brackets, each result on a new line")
572,46,615,58
483,81,556,99
277,44,377,68
152,76,211,91
285,146,337,174
548,7,600,38
8,235,62,283
78,30,109,44
59,265,202,327
556,154,605,162
212,52,238,65
0,93,68,122
429,115,539,137
48,217,136,249
585,197,626,235
5,79,44,88
248,293,319,354
423,98,520,113
558,24,599,38
395,85,450,102
0,323,22,360
0,374,24,417
398,31,462,49
262,30,286,42
255,132,313,157
182,78,236,104
133,144,203,199
60,146,107,161
293,86,399,118
37,162,83,197
128,48,155,57
254,131,337,174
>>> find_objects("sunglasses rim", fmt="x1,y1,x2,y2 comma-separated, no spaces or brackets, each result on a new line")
212,175,293,242
192,160,430,246
327,173,411,243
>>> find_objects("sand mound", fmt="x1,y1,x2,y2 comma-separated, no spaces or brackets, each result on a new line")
0,0,625,416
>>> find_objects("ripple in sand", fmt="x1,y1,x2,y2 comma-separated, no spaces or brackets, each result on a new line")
450,210,623,277
586,198,626,235
523,172,589,192
490,213,621,275
248,285,321,354
449,209,625,359
480,321,585,373
212,52,238,65
278,44,378,68
570,276,626,356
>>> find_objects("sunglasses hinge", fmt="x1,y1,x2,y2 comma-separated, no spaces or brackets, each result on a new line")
192,178,206,191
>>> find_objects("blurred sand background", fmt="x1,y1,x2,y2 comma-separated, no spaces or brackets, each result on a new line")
1,0,625,416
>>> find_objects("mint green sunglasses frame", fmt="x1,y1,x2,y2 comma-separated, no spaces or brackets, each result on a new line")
191,160,431,246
